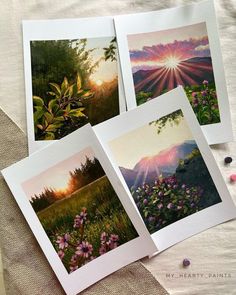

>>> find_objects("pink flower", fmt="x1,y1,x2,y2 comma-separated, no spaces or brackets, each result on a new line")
56,233,70,249
109,234,119,243
73,208,87,228
76,241,93,258
100,232,107,243
99,244,107,255
201,90,207,97
192,92,197,98
202,80,209,85
158,203,163,209
57,250,65,260
167,203,174,209
70,254,77,265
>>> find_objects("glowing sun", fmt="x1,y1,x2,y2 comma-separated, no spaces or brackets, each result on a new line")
164,56,180,69
96,79,103,86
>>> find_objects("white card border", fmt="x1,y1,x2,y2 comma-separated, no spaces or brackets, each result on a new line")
114,0,233,145
23,16,126,155
94,87,236,253
2,124,157,295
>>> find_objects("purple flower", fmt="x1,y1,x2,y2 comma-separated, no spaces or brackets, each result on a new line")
70,254,77,265
109,234,119,243
181,184,186,189
201,90,207,97
202,100,206,105
143,199,148,205
100,232,107,243
56,233,70,249
76,241,93,258
108,234,119,250
57,250,65,260
158,191,164,197
99,244,107,255
158,203,163,209
202,80,209,85
167,203,174,209
73,208,87,228
148,216,155,223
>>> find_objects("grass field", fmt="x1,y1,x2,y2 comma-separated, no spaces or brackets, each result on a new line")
37,175,138,272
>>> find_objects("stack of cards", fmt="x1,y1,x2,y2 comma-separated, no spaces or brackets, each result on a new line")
2,1,236,294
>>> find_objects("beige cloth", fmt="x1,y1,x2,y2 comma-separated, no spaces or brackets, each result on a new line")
0,108,169,294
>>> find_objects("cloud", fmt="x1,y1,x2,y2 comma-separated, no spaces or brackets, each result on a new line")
129,36,210,64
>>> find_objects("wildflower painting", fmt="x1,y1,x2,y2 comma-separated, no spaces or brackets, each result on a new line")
127,22,220,125
22,147,138,273
31,37,119,140
108,110,222,234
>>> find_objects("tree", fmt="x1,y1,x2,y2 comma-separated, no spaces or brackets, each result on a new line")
150,110,183,134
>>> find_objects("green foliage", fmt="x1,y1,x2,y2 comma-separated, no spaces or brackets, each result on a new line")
33,76,94,140
176,152,221,208
30,188,57,212
136,91,153,106
150,109,183,134
103,37,117,62
31,38,120,140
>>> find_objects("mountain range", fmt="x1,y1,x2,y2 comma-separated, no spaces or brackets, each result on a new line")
120,140,197,189
133,56,215,96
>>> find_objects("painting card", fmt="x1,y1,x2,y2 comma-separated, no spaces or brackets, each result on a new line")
23,17,126,154
114,0,233,144
2,124,157,295
94,87,236,252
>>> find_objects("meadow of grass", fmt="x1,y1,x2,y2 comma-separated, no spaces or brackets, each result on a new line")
37,175,138,272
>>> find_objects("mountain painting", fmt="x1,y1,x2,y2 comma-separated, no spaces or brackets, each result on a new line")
127,22,220,126
108,110,221,234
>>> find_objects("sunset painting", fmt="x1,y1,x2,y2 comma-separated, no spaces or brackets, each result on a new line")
22,147,138,273
127,23,220,125
108,110,221,234
31,37,119,140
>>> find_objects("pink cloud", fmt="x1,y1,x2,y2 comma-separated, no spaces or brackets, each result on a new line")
129,36,210,64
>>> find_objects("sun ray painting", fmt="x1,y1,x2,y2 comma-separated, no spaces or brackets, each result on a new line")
127,22,220,125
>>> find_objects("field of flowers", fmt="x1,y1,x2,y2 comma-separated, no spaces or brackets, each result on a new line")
132,175,204,234
37,176,138,273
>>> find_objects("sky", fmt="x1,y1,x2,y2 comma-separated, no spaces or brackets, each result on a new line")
83,37,118,83
108,115,193,170
128,22,210,69
22,146,95,200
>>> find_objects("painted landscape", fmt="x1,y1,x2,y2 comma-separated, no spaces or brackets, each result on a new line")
109,110,221,234
128,22,220,125
31,37,119,140
22,147,138,273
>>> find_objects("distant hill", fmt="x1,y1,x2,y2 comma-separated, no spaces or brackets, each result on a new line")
120,140,197,189
133,56,215,96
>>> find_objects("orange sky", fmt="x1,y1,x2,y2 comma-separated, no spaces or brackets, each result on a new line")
22,146,95,200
